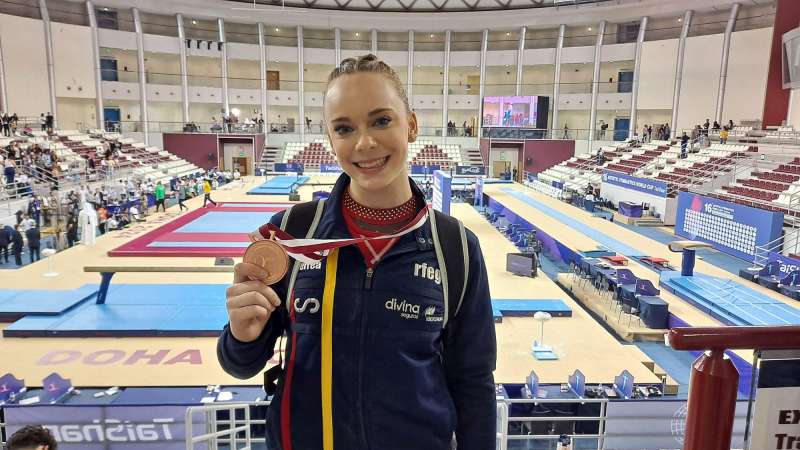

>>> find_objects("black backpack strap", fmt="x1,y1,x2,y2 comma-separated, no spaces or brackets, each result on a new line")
429,209,469,329
264,199,325,396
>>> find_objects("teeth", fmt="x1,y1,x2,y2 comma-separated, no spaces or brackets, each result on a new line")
356,156,388,169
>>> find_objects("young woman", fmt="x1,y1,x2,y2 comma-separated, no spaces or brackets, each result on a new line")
218,54,496,450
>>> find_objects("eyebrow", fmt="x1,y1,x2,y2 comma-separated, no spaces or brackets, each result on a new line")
329,108,393,124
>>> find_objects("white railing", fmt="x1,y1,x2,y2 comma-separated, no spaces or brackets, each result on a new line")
185,401,270,450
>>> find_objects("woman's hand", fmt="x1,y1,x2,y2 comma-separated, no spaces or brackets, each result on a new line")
226,262,282,343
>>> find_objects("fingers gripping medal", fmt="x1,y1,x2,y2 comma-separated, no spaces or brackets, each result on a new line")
243,239,289,285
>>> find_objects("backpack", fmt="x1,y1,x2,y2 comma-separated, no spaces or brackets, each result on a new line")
264,199,469,395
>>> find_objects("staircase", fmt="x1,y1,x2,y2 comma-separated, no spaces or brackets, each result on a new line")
463,148,484,166
259,146,283,172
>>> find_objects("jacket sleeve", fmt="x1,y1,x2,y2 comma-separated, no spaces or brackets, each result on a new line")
443,229,497,450
217,210,290,379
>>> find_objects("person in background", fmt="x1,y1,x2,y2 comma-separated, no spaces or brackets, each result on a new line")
45,112,54,133
7,424,58,450
0,224,9,264
4,156,16,185
26,225,41,263
154,180,166,213
28,195,42,228
681,132,690,159
39,113,47,132
177,180,189,211
19,214,35,235
728,119,734,130
720,126,729,144
203,178,217,207
66,216,78,248
10,224,23,266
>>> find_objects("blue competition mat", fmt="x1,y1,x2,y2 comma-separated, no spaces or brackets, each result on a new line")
660,272,800,327
4,284,229,337
491,299,572,323
0,285,98,318
175,212,273,233
248,176,310,195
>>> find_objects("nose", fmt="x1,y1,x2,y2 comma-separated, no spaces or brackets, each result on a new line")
354,131,377,153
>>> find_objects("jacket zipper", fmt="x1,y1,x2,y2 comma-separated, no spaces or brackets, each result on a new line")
356,265,374,449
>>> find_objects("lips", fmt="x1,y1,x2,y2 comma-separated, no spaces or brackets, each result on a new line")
354,156,389,169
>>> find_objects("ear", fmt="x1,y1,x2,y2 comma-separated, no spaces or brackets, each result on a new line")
407,111,418,143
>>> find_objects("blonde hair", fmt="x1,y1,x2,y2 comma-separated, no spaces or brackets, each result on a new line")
324,54,411,114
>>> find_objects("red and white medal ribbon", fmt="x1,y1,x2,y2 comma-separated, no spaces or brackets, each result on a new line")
260,205,430,265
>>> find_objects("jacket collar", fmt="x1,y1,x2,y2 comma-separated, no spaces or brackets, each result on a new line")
314,173,434,252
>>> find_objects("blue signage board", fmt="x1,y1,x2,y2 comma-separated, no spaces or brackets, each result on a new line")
273,163,304,173
601,170,668,198
767,252,800,275
411,164,440,175
474,176,484,207
319,163,342,173
432,170,452,215
456,165,485,176
675,192,784,261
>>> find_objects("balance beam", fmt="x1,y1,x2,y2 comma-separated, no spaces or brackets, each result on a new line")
84,266,234,305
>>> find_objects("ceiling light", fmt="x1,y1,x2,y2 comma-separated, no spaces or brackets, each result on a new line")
355,32,360,37
430,34,434,38
192,20,197,25
588,27,592,31
506,32,510,36
275,27,280,32
677,17,683,22
102,7,109,11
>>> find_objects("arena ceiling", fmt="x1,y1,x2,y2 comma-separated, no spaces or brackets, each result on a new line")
228,0,610,13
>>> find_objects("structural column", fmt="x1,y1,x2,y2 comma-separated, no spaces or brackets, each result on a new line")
407,31,414,107
176,14,190,124
442,30,451,139
218,18,229,117
629,16,648,139
0,35,8,112
478,29,488,139
132,7,148,143
516,26,526,96
588,20,607,144
552,24,565,138
715,3,741,124
298,25,304,142
86,1,104,129
371,29,378,55
38,0,57,128
334,28,341,64
258,23,267,126
671,10,693,138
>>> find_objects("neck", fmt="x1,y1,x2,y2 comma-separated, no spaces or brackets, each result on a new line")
347,177,413,209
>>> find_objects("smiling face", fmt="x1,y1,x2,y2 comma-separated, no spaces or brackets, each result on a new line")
324,72,417,207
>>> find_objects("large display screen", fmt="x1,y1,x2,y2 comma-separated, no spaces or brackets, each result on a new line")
482,96,536,127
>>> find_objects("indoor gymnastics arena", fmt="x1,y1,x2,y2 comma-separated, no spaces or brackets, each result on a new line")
0,0,798,449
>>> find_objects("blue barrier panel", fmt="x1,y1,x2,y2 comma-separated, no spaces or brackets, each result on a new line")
432,170,452,215
767,251,800,275
601,170,668,198
273,163,304,173
675,192,784,261
411,165,440,175
474,176,484,207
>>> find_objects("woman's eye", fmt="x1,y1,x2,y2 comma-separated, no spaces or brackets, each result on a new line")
334,126,352,135
374,116,392,127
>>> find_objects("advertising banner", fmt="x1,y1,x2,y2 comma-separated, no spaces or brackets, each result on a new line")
750,357,800,450
767,251,800,275
456,165,485,176
601,170,668,198
273,163,304,173
4,405,207,449
319,163,342,173
604,400,748,449
411,165,440,175
432,170,452,215
675,192,784,260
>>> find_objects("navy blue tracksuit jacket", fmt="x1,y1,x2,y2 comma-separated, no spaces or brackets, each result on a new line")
218,174,496,450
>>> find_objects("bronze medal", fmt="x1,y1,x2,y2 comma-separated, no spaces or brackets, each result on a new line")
243,239,289,285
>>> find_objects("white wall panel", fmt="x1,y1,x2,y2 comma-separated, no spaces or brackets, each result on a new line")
522,47,555,65
266,45,298,63
0,13,49,115
448,95,480,109
103,81,140,101
638,39,677,110
561,46,594,64
485,50,517,66
144,34,179,54
601,43,635,62
723,27,772,123
450,50,480,67
676,33,723,131
52,23,96,99
228,42,259,60
98,29,137,51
